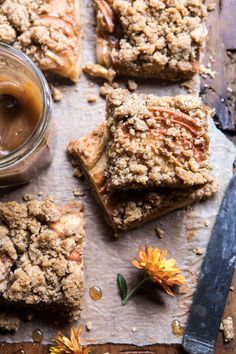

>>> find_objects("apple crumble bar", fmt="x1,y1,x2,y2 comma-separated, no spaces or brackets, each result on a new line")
106,89,212,191
0,198,84,318
68,122,217,233
95,0,207,80
0,0,81,82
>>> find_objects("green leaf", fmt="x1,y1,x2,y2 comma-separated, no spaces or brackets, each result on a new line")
117,273,128,301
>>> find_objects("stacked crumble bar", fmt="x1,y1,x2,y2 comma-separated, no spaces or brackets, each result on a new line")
68,89,218,233
95,0,207,80
0,198,84,319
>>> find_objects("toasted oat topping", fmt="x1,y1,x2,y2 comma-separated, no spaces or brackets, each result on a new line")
0,199,84,317
106,89,212,191
96,0,207,79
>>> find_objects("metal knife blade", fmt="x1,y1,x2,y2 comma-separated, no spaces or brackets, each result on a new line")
182,175,236,354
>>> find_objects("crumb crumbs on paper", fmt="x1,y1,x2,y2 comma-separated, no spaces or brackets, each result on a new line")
204,219,210,227
181,78,197,94
23,193,33,201
100,83,114,97
230,286,235,291
73,188,85,197
127,80,138,92
132,327,137,333
86,321,92,331
193,247,204,255
200,64,216,79
209,55,215,64
100,82,119,97
50,84,63,102
87,94,97,103
73,167,83,178
227,87,233,93
187,230,198,242
83,63,116,82
155,227,164,239
207,2,217,11
38,191,43,196
220,317,235,343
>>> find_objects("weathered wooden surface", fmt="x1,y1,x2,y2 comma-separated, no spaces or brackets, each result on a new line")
2,0,236,352
200,0,236,132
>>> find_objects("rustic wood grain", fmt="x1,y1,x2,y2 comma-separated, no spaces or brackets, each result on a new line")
200,0,236,132
2,0,236,353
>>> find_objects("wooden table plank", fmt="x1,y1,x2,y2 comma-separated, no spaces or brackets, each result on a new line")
200,0,236,132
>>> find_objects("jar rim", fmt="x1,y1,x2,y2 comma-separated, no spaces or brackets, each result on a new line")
0,42,52,169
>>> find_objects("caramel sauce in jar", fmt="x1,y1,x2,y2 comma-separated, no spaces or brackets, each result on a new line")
0,74,42,155
0,43,53,187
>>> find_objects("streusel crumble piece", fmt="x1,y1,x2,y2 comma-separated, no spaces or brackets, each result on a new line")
95,0,207,80
0,199,84,319
106,89,212,191
0,0,81,82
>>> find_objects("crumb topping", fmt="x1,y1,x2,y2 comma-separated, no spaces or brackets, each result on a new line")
0,199,84,317
106,89,212,191
96,0,207,79
0,0,81,81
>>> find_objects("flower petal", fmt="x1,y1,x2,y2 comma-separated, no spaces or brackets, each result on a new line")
132,246,185,296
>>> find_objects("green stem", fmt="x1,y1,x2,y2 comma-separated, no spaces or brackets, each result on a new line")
122,277,148,305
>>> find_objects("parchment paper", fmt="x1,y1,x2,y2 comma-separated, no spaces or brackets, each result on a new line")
0,0,236,346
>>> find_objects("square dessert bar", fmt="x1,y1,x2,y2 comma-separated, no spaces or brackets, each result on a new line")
68,122,217,233
95,0,207,80
0,198,84,318
0,0,81,82
106,89,213,191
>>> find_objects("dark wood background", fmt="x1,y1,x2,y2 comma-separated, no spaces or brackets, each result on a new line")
2,0,236,352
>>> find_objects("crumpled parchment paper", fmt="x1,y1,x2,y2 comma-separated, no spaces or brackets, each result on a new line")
0,0,235,346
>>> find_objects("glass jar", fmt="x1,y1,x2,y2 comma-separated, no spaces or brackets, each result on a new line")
0,42,53,187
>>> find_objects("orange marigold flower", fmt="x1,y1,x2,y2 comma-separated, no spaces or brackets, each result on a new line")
132,246,185,296
50,326,91,354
